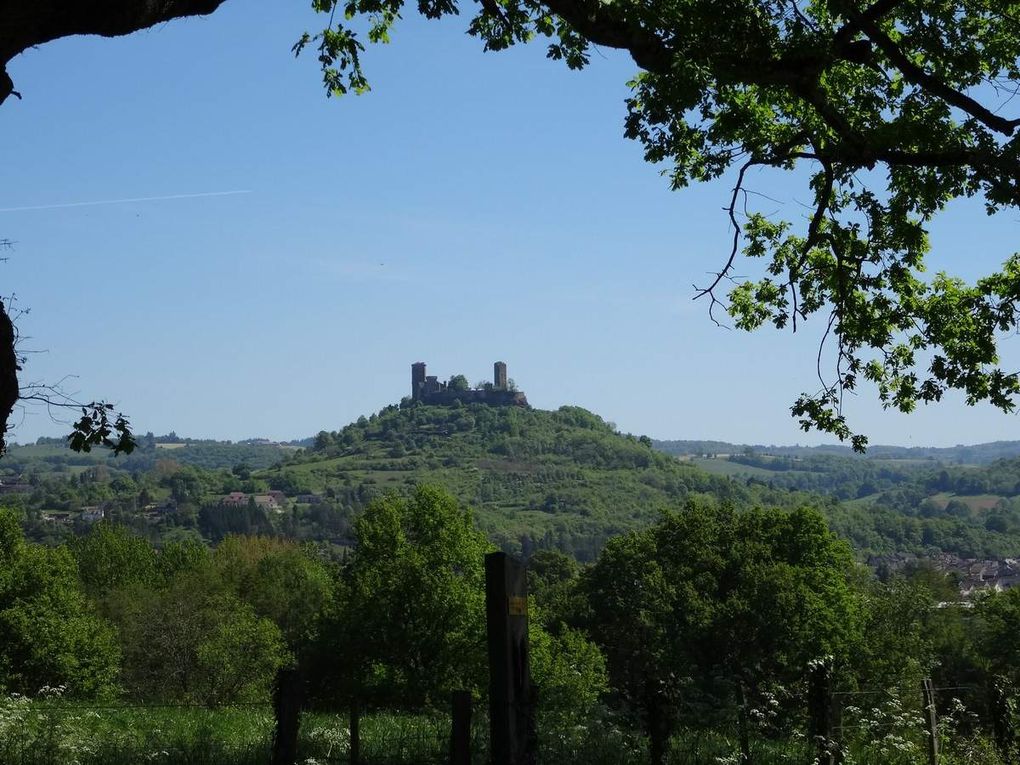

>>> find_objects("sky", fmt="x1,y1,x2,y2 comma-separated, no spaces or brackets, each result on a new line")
1,0,1019,447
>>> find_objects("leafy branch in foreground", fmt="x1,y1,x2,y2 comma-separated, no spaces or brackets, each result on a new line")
18,381,137,456
66,403,136,455
300,0,1020,450
0,238,134,457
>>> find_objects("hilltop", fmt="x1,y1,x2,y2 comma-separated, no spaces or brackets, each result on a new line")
265,403,799,559
260,404,1020,560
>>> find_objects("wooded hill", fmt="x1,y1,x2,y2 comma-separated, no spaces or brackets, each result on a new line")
658,447,1020,558
267,403,784,560
265,403,1020,560
10,403,1020,561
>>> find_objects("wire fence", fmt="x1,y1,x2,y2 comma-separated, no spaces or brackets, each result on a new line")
0,678,1015,765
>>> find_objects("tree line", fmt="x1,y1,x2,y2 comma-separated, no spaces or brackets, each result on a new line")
4,486,1020,762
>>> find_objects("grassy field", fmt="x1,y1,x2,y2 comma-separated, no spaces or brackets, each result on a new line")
684,456,830,483
0,702,639,765
927,492,1007,512
686,457,788,478
0,697,1007,765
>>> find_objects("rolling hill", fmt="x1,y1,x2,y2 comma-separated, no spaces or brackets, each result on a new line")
9,403,1020,561
262,403,805,560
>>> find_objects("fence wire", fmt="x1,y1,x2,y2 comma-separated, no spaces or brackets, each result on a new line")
0,678,1015,765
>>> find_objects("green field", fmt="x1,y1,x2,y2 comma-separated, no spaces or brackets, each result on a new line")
686,456,808,478
927,492,1007,512
0,699,1002,765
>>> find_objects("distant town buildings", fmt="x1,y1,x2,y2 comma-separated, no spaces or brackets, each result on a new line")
0,477,31,494
80,506,106,523
35,490,323,529
220,491,284,510
869,552,1020,598
410,361,529,407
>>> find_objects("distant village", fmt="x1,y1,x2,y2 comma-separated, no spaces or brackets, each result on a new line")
869,552,1020,599
26,487,326,528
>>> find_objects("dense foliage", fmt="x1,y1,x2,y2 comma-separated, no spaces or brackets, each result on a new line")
0,510,119,698
280,403,777,560
582,499,859,760
10,404,1020,559
2,486,1019,763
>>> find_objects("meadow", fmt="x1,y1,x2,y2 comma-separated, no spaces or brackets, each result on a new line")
0,681,1011,765
0,695,1008,765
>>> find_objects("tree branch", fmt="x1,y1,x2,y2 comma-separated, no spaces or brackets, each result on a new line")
0,298,19,455
845,4,1020,136
832,0,905,48
0,0,231,106
537,0,673,73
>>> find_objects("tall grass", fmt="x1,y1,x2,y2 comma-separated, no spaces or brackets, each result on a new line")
0,692,1011,765
0,695,274,764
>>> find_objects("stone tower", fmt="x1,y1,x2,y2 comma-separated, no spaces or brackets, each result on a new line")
411,362,427,400
494,361,508,390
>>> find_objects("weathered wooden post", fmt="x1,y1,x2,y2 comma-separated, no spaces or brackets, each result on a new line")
922,678,939,765
808,661,836,765
350,698,361,765
646,693,670,765
271,667,303,765
451,690,472,765
737,682,752,765
485,551,536,765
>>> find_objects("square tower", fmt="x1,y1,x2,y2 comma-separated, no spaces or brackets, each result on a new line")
412,362,427,400
494,361,508,390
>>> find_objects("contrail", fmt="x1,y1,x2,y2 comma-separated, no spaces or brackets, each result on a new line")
0,189,253,213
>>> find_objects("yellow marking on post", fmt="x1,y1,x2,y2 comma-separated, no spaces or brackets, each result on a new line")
508,596,528,616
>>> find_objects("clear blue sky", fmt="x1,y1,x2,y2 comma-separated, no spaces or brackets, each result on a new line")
1,0,1018,447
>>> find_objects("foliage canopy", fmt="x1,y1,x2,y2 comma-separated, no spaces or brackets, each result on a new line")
583,500,859,721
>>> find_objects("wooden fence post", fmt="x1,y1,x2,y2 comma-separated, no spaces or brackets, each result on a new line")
485,551,536,765
922,678,939,765
350,698,361,765
808,661,835,765
737,683,752,765
451,690,472,765
646,693,669,765
271,667,303,765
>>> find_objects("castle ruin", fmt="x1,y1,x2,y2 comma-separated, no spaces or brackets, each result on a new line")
410,361,529,407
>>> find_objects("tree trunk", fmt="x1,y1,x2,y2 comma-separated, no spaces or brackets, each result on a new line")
450,690,471,765
0,300,18,454
271,667,303,765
